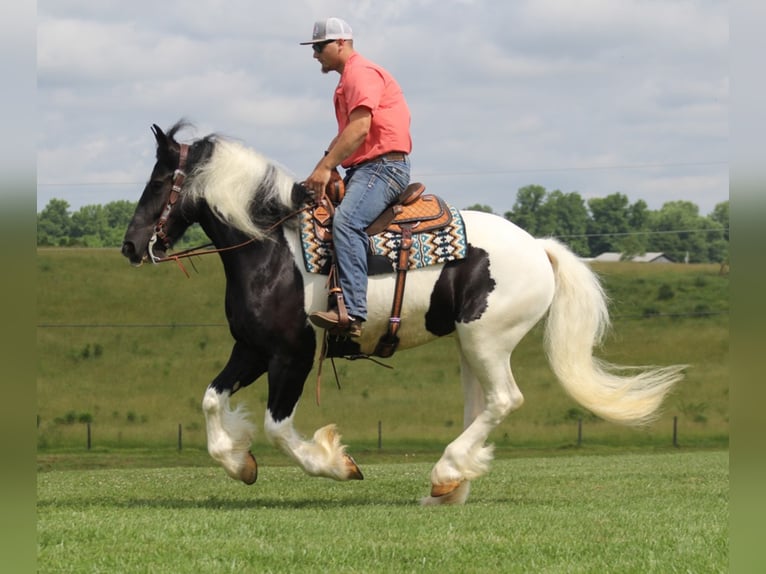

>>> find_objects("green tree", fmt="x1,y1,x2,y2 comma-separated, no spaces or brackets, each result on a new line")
710,200,729,241
543,190,589,256
103,200,138,246
647,201,715,263
70,204,108,246
586,193,632,257
37,198,72,246
504,185,550,236
707,200,729,265
620,199,651,258
703,220,728,263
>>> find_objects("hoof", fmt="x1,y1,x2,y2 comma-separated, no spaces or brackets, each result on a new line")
422,481,471,505
240,452,258,485
430,480,462,498
344,453,364,480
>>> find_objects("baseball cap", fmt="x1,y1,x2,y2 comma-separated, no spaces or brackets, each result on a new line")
299,17,353,45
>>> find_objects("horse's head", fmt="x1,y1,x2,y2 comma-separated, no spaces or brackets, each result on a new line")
121,122,198,265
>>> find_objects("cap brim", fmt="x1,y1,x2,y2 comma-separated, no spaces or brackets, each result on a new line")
299,37,350,45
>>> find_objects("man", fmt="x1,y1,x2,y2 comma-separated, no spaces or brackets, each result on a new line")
301,17,412,338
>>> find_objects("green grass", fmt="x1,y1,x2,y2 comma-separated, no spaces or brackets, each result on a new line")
37,249,728,452
37,451,728,573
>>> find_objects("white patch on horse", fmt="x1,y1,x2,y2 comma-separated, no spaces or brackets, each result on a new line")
187,139,296,239
264,411,359,481
201,387,256,480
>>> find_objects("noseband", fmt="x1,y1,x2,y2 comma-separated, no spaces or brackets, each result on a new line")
148,143,189,263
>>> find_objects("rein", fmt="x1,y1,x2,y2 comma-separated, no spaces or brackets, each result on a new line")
150,207,312,277
147,143,312,276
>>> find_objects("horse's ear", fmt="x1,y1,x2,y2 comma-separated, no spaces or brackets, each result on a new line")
151,124,167,147
151,124,176,164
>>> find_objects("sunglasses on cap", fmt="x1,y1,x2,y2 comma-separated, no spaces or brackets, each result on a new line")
312,40,336,54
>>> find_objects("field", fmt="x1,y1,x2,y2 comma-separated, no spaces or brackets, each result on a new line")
37,248,729,571
38,451,728,573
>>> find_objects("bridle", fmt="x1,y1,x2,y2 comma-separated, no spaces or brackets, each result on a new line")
148,143,190,264
145,142,313,276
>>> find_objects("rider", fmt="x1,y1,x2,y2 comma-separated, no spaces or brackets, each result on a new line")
301,17,412,338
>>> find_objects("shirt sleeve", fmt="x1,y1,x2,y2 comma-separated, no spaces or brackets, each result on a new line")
342,64,386,115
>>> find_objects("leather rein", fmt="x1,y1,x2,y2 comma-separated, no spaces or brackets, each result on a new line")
147,143,311,276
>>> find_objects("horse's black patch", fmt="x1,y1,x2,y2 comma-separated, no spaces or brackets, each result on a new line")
218,231,317,422
424,245,496,336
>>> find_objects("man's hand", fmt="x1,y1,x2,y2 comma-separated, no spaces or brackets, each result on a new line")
304,164,332,192
303,163,332,206
303,106,371,205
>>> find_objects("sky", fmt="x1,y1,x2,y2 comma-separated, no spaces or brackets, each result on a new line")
37,0,728,217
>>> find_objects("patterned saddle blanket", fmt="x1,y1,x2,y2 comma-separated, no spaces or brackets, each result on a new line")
299,187,467,275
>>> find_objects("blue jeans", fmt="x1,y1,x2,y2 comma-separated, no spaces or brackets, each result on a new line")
333,156,410,321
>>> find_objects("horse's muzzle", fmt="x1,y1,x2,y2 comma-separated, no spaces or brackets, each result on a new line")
121,241,149,266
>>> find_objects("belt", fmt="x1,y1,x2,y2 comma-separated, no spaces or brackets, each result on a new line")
350,152,408,169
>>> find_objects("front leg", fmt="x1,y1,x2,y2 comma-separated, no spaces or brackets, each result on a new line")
263,352,363,481
265,413,363,481
202,342,266,484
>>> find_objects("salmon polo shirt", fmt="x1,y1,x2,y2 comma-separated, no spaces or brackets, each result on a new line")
334,52,412,169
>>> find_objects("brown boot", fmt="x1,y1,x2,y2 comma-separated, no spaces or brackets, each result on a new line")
309,310,363,337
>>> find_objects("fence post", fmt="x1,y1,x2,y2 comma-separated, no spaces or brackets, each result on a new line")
378,420,382,450
178,423,183,451
577,418,583,447
87,422,91,450
672,416,679,448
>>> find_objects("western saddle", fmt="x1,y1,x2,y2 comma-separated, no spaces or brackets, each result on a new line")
309,170,453,358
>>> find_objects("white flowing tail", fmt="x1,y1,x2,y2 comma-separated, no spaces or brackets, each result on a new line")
540,238,685,426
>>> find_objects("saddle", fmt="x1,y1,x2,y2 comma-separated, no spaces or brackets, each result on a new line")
309,171,454,359
311,176,453,242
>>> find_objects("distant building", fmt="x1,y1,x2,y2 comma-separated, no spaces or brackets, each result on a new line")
591,252,675,263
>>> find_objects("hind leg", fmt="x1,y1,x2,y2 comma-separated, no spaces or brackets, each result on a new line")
422,336,524,505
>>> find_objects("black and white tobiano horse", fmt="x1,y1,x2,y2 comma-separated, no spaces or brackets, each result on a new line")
122,121,685,505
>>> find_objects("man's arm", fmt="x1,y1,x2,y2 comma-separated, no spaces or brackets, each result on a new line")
303,107,371,197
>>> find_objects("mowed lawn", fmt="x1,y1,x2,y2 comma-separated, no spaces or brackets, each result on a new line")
37,450,728,573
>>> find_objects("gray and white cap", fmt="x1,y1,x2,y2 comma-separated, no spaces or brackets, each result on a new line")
299,17,353,45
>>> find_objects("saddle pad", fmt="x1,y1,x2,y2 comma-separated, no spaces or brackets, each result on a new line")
299,205,468,275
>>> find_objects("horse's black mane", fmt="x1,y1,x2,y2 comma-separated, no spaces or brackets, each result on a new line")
167,119,193,140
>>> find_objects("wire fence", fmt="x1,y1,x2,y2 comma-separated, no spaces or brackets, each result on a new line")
39,415,698,452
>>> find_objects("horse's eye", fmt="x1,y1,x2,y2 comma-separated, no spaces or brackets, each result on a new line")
149,180,165,192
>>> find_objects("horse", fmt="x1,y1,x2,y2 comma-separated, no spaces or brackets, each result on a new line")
121,120,685,505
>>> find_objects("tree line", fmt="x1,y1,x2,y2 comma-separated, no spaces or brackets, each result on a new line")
37,186,729,263
36,198,209,249
468,186,728,263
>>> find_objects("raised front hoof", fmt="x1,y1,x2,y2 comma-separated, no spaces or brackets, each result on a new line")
240,452,258,485
344,453,364,480
430,480,462,498
421,480,470,506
